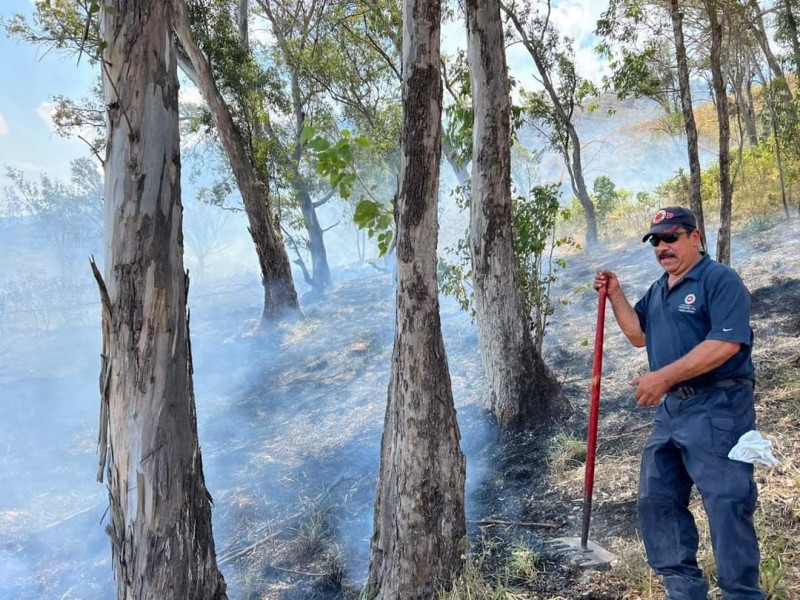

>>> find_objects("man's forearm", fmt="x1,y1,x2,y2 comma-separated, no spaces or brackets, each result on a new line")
608,291,646,347
657,339,741,388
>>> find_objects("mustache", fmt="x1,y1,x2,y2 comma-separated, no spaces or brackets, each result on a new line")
656,250,677,259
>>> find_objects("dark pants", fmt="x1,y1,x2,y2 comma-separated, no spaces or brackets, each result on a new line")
638,383,763,599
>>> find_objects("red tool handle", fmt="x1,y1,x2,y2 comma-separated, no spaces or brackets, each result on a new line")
581,286,607,549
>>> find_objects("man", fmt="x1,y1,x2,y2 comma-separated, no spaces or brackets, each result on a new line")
594,206,762,599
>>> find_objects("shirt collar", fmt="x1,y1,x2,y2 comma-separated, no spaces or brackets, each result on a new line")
655,252,710,288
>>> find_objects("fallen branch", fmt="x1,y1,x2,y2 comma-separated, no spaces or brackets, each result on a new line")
469,518,559,529
217,529,279,565
268,564,325,577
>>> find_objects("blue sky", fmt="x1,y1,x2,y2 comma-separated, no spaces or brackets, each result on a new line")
0,0,98,185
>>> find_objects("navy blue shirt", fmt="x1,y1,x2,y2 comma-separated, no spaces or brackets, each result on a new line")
634,253,755,388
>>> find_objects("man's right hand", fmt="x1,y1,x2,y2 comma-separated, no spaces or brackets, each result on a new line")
594,270,621,299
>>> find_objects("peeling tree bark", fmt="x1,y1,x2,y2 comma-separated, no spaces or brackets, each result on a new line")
365,0,466,595
669,0,707,247
174,0,301,322
97,1,226,598
467,0,561,428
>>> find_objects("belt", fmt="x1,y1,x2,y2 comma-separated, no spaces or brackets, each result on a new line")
670,378,754,399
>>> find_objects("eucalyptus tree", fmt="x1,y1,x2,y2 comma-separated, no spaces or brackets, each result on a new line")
365,0,466,594
742,0,790,99
466,0,561,428
250,0,336,293
726,17,760,148
94,0,226,596
175,0,302,319
502,0,599,247
667,0,705,242
314,0,403,230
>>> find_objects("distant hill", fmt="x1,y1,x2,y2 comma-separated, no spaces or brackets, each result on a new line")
519,93,719,198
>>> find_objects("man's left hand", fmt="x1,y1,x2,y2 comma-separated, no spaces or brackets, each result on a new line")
630,371,670,408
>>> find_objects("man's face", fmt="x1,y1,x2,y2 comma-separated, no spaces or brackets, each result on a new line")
650,228,702,276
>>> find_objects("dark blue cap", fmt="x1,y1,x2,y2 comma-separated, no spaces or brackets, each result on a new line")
642,206,698,242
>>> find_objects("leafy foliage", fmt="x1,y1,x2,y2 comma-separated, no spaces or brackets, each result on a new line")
438,183,577,353
353,199,394,257
513,184,577,353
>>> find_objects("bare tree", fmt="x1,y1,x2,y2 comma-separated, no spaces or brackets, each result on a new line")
94,1,226,597
365,0,466,594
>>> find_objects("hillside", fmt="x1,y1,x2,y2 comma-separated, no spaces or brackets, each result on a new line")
1,210,798,599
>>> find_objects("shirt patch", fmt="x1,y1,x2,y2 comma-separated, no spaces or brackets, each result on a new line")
678,292,698,314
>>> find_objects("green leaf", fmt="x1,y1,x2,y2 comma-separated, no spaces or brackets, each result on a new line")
300,124,315,145
308,137,330,151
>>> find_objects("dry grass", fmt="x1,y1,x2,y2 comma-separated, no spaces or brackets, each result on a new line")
602,342,800,599
548,433,586,477
437,537,544,600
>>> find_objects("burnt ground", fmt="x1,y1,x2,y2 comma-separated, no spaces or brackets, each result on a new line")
466,216,800,599
1,216,799,599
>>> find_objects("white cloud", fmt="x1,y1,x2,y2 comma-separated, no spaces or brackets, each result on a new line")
36,100,58,132
549,0,609,84
443,0,608,94
0,112,7,136
179,84,204,108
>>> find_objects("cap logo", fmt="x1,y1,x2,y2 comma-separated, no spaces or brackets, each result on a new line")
652,209,674,224
684,294,696,304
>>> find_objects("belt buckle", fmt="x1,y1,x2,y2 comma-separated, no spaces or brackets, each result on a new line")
676,386,695,399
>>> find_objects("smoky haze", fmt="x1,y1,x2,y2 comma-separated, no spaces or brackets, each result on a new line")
0,95,740,598
0,164,501,598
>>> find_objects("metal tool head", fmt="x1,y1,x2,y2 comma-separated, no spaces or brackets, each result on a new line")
546,537,616,570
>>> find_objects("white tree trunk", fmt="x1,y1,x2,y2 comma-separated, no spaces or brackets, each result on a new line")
467,0,561,429
96,2,226,597
366,0,466,595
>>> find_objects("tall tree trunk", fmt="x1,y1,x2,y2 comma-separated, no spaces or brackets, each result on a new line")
705,0,733,265
669,0,707,246
563,144,598,246
96,1,226,598
366,0,466,595
238,0,249,48
467,0,561,428
174,1,301,321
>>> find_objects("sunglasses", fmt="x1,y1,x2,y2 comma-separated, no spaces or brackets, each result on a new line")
648,230,691,247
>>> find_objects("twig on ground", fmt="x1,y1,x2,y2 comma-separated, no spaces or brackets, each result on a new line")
469,518,559,529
